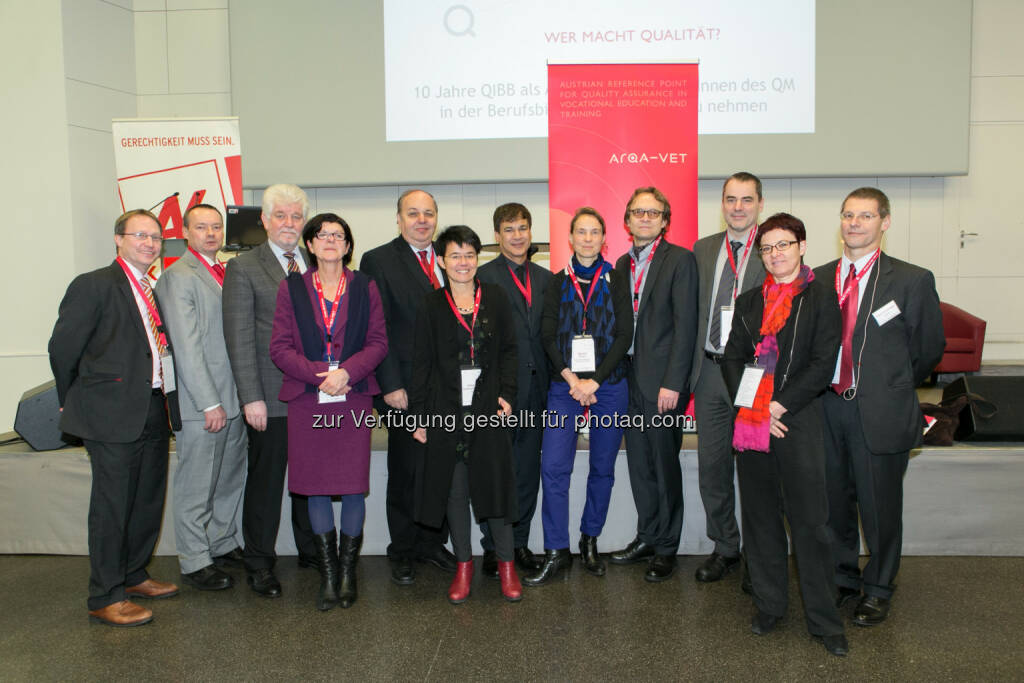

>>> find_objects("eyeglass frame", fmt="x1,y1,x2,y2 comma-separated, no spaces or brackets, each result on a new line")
628,208,664,219
117,231,164,244
757,240,800,255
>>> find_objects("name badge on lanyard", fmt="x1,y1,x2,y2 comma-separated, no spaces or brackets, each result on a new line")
445,286,482,407
162,353,176,393
571,335,596,372
719,306,734,349
318,361,347,404
461,365,482,407
734,364,765,409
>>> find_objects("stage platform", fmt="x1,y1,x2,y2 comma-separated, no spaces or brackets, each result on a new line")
2,429,1022,557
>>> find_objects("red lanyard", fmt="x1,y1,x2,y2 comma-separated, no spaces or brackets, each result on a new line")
507,264,532,307
444,286,482,363
630,235,662,313
726,227,757,299
835,249,880,308
187,246,224,287
566,262,601,334
116,257,167,347
313,271,347,358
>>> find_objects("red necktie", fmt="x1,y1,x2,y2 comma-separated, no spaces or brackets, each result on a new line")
418,250,441,289
212,262,225,284
833,264,857,393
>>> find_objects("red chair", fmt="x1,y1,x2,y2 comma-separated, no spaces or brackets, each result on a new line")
934,302,986,376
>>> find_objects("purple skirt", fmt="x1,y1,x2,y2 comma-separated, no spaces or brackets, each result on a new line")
286,390,373,495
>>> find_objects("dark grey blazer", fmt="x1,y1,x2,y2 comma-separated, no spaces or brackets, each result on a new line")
222,242,308,419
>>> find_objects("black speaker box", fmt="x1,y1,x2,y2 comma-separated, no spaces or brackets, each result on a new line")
942,375,1024,442
14,380,74,451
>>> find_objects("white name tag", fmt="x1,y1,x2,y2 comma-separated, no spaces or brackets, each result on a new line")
719,306,734,349
873,300,901,326
318,361,347,404
161,352,175,393
734,364,765,409
461,366,482,407
571,335,597,373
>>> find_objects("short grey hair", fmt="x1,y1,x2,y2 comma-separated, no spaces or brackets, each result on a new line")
262,184,309,219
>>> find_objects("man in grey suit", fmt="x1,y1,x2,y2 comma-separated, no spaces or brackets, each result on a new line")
223,184,316,598
690,172,767,584
156,204,246,591
611,187,698,582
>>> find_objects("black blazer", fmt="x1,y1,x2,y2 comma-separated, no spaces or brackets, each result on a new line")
360,236,447,395
813,253,945,453
614,240,699,402
477,254,552,410
722,277,841,419
49,261,181,442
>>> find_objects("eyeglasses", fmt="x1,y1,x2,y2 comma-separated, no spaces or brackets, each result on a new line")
758,240,798,255
118,232,164,244
315,231,346,242
629,208,664,219
840,212,879,222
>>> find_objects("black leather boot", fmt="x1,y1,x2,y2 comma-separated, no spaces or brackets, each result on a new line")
337,533,362,609
522,548,572,587
313,530,340,611
579,534,606,576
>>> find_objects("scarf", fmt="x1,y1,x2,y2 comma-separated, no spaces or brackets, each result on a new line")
733,265,813,453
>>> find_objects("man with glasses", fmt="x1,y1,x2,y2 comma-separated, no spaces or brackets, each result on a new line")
223,184,317,598
49,209,183,626
690,172,767,586
814,187,944,626
611,187,698,582
156,204,246,592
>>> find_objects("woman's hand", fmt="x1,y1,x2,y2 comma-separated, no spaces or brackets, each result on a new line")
497,397,512,416
571,378,600,405
316,366,351,396
768,401,789,438
412,427,427,444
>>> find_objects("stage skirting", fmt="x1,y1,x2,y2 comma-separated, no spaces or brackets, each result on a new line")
1,443,1021,557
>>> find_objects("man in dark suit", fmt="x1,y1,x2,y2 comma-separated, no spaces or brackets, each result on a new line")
156,204,246,591
690,172,766,584
814,187,944,626
360,188,457,585
475,202,551,576
610,187,698,582
49,209,182,626
223,184,316,598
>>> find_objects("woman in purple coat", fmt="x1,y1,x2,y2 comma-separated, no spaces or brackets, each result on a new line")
270,213,387,611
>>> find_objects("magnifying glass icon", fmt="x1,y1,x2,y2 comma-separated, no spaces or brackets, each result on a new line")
444,4,475,37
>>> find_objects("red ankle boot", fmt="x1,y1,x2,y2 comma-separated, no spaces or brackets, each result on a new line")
498,560,522,602
448,560,474,604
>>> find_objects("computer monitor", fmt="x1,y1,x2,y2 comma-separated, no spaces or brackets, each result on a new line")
224,205,267,251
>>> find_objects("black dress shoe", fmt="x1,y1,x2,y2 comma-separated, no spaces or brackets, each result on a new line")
390,557,415,586
417,546,458,573
750,611,780,635
609,538,655,565
481,549,499,580
183,564,234,591
579,534,606,577
522,548,572,586
514,546,542,572
644,554,677,583
247,568,282,598
853,595,891,626
212,547,244,569
836,586,860,608
695,552,740,582
297,553,320,570
819,633,850,657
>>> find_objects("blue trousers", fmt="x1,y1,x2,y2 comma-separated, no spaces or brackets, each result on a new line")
540,379,627,550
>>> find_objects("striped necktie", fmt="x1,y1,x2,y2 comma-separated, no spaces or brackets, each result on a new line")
284,251,300,274
139,275,165,387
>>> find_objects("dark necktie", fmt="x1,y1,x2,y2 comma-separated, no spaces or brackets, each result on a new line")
833,264,858,393
284,251,300,274
418,250,441,289
708,240,744,351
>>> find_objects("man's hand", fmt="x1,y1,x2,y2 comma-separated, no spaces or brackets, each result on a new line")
383,389,408,411
497,397,511,416
243,400,267,432
657,388,680,414
412,427,427,444
204,405,227,433
316,366,351,396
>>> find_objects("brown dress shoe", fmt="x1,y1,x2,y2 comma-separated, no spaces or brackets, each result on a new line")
88,600,153,627
126,578,179,599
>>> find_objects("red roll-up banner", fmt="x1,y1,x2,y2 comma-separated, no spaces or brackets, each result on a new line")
547,62,698,271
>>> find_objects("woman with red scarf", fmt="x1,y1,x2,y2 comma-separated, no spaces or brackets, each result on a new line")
722,213,847,657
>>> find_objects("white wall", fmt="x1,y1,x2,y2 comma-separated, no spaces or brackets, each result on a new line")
1,0,1021,433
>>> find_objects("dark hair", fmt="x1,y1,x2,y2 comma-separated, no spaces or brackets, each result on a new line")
570,207,606,234
624,186,672,227
397,188,438,214
302,212,354,268
755,212,806,246
114,209,160,235
436,225,482,258
492,202,532,231
842,187,891,219
723,171,763,201
183,203,222,228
